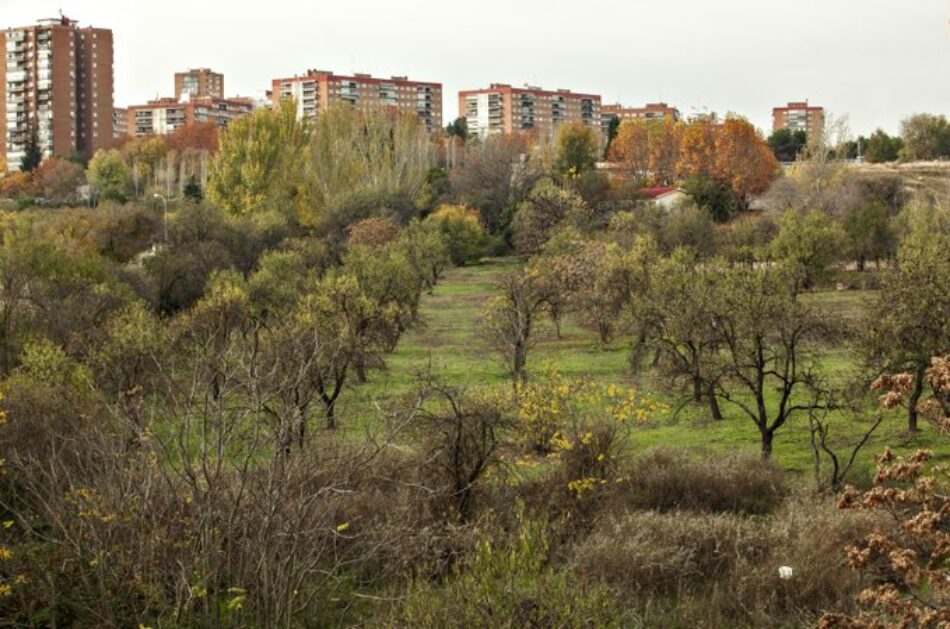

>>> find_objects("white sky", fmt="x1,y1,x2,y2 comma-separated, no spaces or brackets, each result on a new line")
4,0,949,136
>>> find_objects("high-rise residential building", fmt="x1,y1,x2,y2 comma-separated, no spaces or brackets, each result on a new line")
125,96,253,137
1,15,113,172
603,102,681,122
113,107,128,138
271,69,442,131
175,68,224,100
772,101,824,140
458,83,603,142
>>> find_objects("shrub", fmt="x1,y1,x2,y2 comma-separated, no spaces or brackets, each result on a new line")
574,493,881,627
575,509,769,596
625,448,788,515
424,204,487,266
391,513,640,628
346,216,401,249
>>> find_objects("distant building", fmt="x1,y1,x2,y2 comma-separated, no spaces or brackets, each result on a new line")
113,107,128,139
603,102,681,122
772,101,824,141
175,68,224,100
640,186,689,210
271,69,442,131
1,14,114,171
458,83,603,142
125,96,253,137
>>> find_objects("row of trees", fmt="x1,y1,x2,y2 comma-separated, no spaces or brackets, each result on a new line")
1,122,219,206
483,199,950,459
765,112,950,165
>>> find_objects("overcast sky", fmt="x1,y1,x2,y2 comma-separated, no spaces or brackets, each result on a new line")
5,0,949,136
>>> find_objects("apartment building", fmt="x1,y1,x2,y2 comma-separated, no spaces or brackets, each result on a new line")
175,68,223,100
603,102,681,122
124,96,253,137
458,83,603,142
772,101,824,141
1,15,113,172
271,69,442,131
113,106,128,138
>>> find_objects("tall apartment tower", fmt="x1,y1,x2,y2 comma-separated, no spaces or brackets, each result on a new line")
772,101,825,142
0,15,114,172
271,69,443,132
458,83,603,143
175,68,224,100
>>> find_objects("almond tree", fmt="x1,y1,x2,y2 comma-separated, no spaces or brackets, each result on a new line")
707,265,834,458
482,269,554,385
642,251,725,420
862,225,950,432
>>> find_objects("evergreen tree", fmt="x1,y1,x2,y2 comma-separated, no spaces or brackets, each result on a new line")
183,175,203,201
21,127,43,172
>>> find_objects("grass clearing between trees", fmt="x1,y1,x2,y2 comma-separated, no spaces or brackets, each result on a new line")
345,258,950,481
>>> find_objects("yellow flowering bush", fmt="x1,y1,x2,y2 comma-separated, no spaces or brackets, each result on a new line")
514,362,665,498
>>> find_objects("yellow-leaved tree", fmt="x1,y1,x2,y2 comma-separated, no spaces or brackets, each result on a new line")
206,101,309,223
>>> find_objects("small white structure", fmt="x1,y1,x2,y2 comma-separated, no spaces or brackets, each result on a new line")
778,565,794,580
640,186,690,211
653,189,689,210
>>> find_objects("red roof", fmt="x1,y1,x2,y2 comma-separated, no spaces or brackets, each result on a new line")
639,187,678,199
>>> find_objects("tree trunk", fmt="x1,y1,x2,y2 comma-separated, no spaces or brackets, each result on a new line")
355,356,367,384
513,338,527,386
760,429,773,460
325,403,336,431
907,365,926,433
706,385,723,421
692,371,703,403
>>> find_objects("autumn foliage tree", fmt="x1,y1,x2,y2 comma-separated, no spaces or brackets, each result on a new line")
346,216,401,250
646,117,680,185
608,115,777,213
608,119,651,182
712,117,780,211
32,158,85,203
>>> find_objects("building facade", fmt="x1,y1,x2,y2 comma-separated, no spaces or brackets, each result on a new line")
458,83,603,142
113,106,128,138
271,69,442,131
1,15,113,172
603,102,681,122
174,68,223,100
124,96,253,137
772,101,824,140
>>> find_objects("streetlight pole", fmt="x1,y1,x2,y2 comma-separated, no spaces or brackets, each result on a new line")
153,193,168,243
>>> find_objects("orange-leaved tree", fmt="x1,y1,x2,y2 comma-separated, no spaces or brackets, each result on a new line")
608,118,650,182
676,118,718,179
712,116,779,211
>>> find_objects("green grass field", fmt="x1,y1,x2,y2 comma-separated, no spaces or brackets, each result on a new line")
341,258,948,482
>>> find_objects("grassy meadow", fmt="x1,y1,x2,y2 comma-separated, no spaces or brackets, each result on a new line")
343,258,948,482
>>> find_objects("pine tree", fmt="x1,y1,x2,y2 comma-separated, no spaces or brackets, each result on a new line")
183,175,203,201
21,127,43,172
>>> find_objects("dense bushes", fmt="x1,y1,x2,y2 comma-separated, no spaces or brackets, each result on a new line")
625,449,788,514
575,495,881,627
